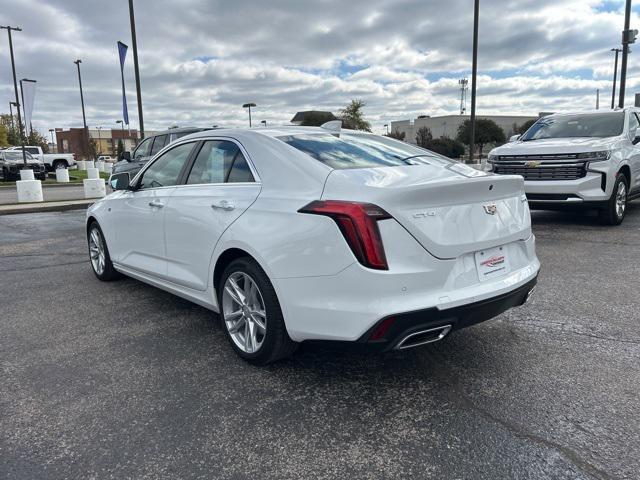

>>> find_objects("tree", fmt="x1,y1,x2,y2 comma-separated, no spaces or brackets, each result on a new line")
424,137,465,159
116,139,125,159
518,119,537,135
415,126,433,148
385,129,406,141
27,129,49,152
0,124,9,148
456,119,506,158
88,138,98,160
300,111,337,127
338,99,371,131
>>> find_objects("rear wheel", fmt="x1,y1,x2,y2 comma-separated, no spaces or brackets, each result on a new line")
52,160,68,170
87,222,120,281
219,257,297,364
598,173,628,226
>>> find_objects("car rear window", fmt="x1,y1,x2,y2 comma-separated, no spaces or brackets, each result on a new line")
278,132,450,169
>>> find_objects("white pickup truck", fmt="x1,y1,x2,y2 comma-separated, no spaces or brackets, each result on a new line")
4,146,76,171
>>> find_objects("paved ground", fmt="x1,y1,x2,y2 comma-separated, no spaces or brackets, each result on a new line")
0,184,89,205
1,207,638,479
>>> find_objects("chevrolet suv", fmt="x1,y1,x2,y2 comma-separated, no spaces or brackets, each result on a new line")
488,109,640,225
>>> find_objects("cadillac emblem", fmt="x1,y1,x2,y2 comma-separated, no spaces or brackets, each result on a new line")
483,204,498,215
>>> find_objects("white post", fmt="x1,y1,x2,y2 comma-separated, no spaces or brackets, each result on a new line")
78,160,86,170
55,168,70,183
96,160,105,172
85,160,95,169
104,163,113,175
83,168,105,198
16,170,44,203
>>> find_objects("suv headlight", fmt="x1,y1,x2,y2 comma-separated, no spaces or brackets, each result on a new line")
577,151,610,161
487,154,498,162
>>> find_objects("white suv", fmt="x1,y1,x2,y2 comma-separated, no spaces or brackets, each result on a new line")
488,109,640,225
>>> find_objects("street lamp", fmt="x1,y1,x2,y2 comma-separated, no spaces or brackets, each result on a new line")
611,48,622,109
383,124,389,134
9,101,17,134
116,119,124,131
95,126,103,157
1,25,27,166
242,103,256,127
74,59,89,159
48,128,55,147
260,120,267,127
469,0,480,163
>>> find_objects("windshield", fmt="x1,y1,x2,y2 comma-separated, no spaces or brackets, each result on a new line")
520,112,625,141
3,151,35,161
278,132,452,169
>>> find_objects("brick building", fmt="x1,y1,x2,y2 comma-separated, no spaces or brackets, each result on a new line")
56,128,141,159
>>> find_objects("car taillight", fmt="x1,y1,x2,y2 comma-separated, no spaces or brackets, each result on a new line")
298,200,391,270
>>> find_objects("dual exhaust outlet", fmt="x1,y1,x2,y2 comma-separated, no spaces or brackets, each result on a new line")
394,324,452,350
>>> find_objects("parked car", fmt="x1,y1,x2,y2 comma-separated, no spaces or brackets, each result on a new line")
0,150,47,180
97,155,114,163
112,127,211,177
88,125,539,364
488,109,640,225
4,145,76,171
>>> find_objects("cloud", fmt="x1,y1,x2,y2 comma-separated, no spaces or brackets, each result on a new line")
0,0,638,137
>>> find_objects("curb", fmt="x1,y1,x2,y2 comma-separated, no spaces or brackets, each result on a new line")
0,199,95,216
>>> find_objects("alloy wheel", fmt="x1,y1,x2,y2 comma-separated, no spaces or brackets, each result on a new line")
616,181,627,219
222,272,267,354
89,228,106,275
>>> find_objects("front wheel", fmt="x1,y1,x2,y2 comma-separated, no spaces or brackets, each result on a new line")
52,160,68,170
598,173,628,226
219,257,297,365
87,222,120,281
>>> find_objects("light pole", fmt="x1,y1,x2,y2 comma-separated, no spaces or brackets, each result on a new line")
116,119,124,132
96,126,102,157
74,59,89,160
48,128,55,149
469,0,480,163
128,0,144,138
20,78,36,137
9,101,17,135
1,25,26,166
242,102,256,127
611,48,622,109
260,120,267,127
384,124,389,134
618,0,636,108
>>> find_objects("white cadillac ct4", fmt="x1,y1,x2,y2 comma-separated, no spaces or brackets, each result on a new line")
88,125,540,364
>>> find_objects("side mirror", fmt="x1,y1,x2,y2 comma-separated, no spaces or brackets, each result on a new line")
509,134,521,142
121,151,131,162
109,172,131,191
633,127,640,145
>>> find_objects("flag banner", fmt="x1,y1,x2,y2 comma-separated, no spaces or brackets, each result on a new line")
21,79,36,134
117,41,129,125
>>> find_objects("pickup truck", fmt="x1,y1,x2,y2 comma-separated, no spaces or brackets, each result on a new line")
0,150,47,180
4,146,76,171
488,108,640,225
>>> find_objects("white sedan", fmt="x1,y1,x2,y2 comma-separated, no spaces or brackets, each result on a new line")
88,124,540,364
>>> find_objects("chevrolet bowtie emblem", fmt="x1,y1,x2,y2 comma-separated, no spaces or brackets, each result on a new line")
483,204,498,215
524,160,541,167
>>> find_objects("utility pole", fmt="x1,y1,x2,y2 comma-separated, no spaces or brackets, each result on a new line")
9,101,16,134
596,89,600,110
74,59,89,160
469,0,480,163
618,0,636,108
49,128,55,147
1,25,26,166
611,48,621,109
128,0,144,138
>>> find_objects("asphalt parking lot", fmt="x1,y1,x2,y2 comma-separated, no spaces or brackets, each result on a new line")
1,206,638,480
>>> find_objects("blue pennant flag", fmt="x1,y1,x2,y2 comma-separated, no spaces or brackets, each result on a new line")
117,41,129,125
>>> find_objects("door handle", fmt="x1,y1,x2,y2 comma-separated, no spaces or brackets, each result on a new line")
211,200,235,211
148,200,164,208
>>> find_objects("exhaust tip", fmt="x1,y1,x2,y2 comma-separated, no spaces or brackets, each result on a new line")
394,325,452,350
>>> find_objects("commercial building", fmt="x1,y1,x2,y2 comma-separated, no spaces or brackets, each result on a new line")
390,114,539,145
55,128,142,159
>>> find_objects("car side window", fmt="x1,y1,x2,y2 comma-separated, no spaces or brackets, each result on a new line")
138,142,195,190
149,135,169,156
630,113,640,136
133,137,152,159
186,141,255,185
26,147,39,155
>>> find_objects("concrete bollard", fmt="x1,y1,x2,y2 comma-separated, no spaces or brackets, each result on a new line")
104,163,113,175
96,161,105,172
87,167,100,180
85,160,95,169
83,178,106,198
78,160,86,170
55,168,70,183
16,170,44,203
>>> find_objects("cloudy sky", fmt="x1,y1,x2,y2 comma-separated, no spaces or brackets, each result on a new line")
1,0,640,136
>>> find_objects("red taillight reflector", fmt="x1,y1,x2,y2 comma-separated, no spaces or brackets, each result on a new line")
370,316,396,341
298,200,391,270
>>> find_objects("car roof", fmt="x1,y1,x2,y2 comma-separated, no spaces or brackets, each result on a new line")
177,125,372,142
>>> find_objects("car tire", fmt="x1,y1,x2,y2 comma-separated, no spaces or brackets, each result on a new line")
52,160,68,170
87,222,120,281
218,257,298,365
598,173,628,226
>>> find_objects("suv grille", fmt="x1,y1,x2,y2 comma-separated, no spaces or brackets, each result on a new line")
490,154,588,181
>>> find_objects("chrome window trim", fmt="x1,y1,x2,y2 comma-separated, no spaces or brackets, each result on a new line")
132,140,201,191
